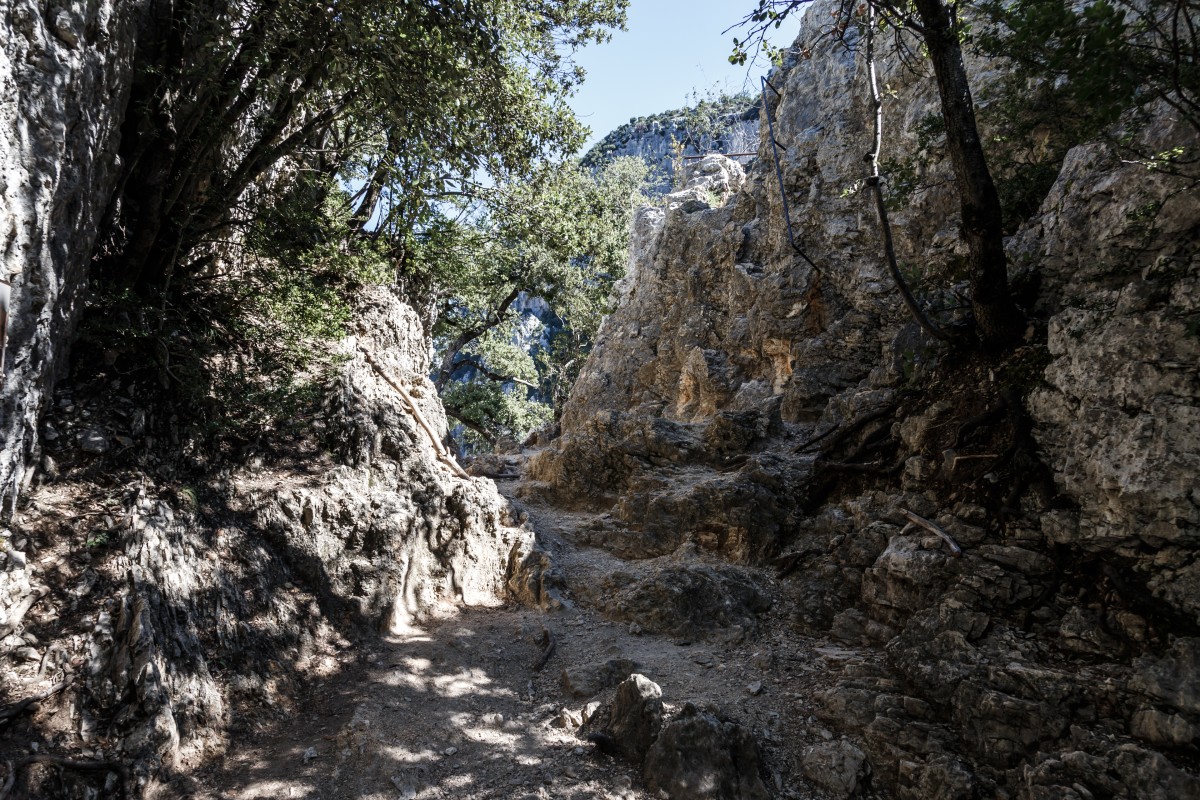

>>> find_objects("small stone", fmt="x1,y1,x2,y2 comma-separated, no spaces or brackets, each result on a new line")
16,647,40,662
80,427,109,455
391,777,417,799
53,10,78,47
746,681,764,696
442,746,458,756
583,702,601,723
481,712,504,727
802,740,866,799
302,746,318,764
552,708,583,729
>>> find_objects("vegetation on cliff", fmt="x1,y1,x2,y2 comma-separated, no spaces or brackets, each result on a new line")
733,0,1198,351
84,0,641,447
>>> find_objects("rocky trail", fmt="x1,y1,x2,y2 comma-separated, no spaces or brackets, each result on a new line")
193,463,870,800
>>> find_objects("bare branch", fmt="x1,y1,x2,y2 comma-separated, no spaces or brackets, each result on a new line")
899,509,963,556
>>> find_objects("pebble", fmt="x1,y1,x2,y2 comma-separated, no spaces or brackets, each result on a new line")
79,427,109,454
302,746,318,763
746,681,764,696
442,746,458,756
390,777,417,799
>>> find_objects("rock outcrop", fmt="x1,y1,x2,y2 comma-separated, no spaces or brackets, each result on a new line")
3,289,531,794
0,0,146,513
583,96,760,192
530,1,1200,797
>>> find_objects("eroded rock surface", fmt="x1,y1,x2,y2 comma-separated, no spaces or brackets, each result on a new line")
0,0,145,512
526,1,1200,796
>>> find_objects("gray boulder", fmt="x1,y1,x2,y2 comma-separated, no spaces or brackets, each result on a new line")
643,703,768,800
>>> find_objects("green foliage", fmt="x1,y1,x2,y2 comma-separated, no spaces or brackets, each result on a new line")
91,0,633,447
976,0,1200,227
430,156,648,446
441,381,554,449
581,91,758,187
730,1,810,65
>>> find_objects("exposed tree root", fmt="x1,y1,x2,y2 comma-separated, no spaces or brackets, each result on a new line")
362,349,471,479
533,626,556,672
794,400,899,455
0,676,73,729
0,754,129,800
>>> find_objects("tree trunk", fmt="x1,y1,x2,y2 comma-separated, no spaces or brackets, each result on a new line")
911,0,1025,350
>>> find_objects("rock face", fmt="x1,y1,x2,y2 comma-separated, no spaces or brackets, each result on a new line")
531,0,1200,797
1017,111,1200,624
247,292,529,633
597,676,768,800
0,0,146,513
10,290,530,790
583,96,760,192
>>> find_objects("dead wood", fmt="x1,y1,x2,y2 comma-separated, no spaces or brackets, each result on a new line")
362,350,471,480
533,627,556,672
0,676,73,728
0,585,49,641
899,509,963,556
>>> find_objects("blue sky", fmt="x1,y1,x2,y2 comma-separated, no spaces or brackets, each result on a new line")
567,0,805,150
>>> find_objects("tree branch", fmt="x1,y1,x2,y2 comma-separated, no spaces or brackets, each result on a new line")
449,358,538,390
864,7,952,343
443,406,499,446
434,286,523,390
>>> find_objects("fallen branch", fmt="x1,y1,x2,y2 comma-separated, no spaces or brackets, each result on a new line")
533,627,556,672
899,509,962,557
0,585,49,641
362,350,471,480
946,452,1000,472
0,676,73,728
0,753,129,800
816,459,902,476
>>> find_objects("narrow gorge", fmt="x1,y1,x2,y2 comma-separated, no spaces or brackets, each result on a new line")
1,0,1198,798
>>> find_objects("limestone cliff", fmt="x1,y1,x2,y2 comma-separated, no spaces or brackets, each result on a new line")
0,0,146,513
583,95,761,192
2,287,532,794
0,3,533,790
530,3,1200,797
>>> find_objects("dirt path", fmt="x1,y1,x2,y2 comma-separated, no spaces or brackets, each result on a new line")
198,474,870,799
